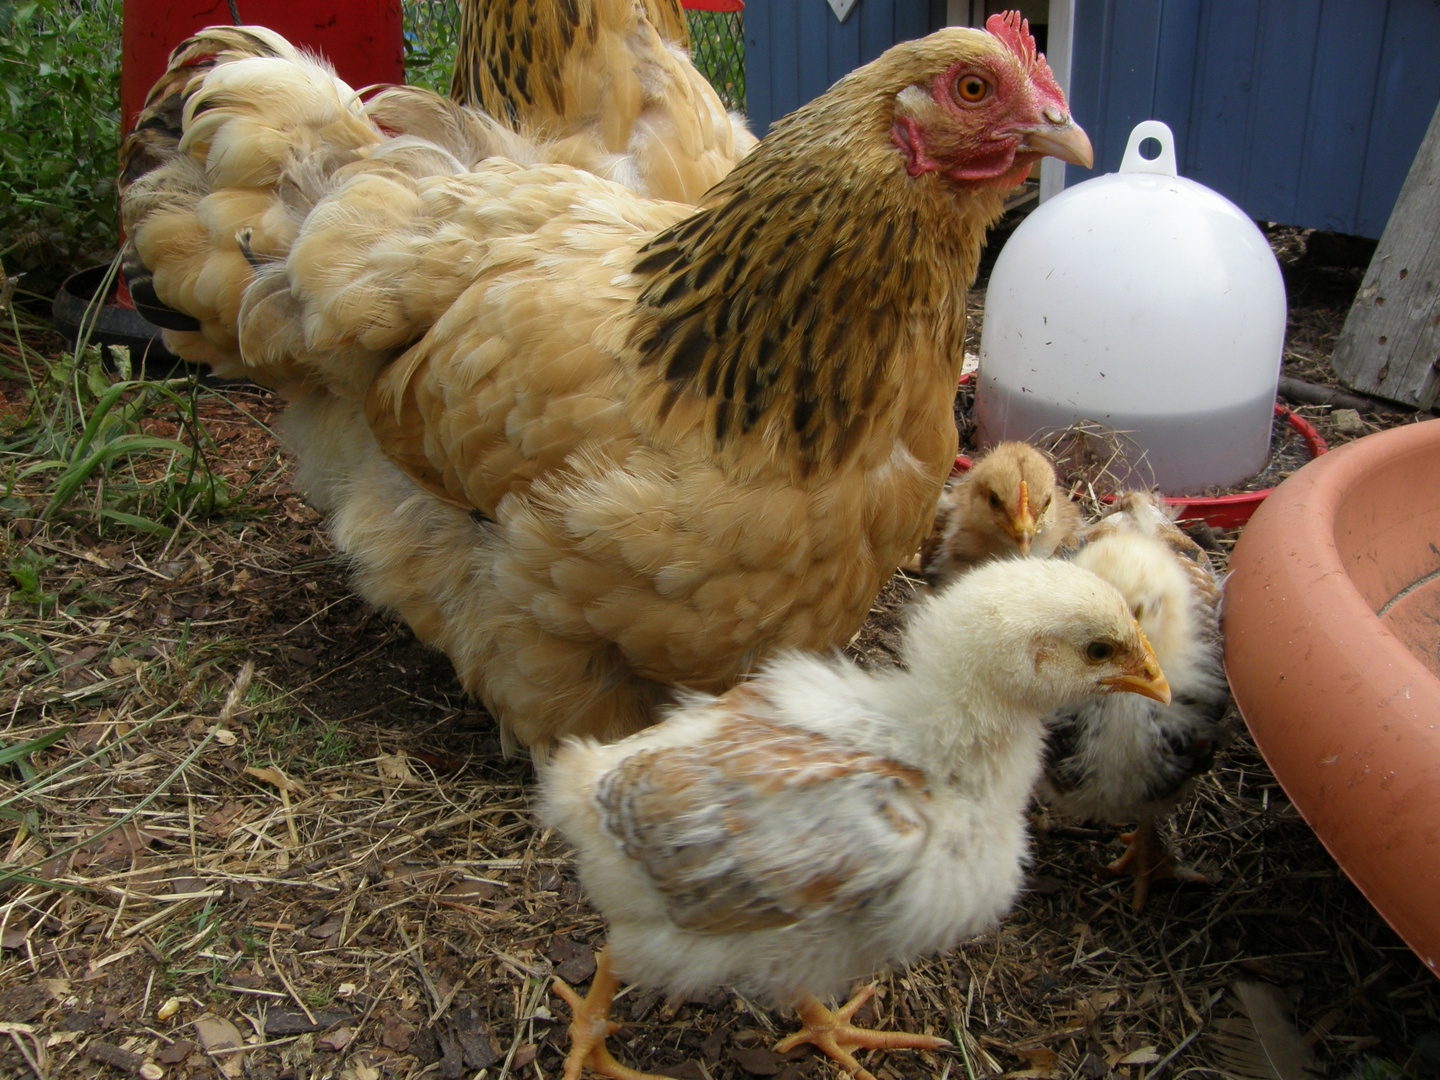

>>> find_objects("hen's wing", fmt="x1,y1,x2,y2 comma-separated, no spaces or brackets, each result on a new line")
358,165,688,513
448,0,752,202
590,711,933,934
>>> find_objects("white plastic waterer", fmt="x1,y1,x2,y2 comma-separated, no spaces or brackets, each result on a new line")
973,121,1288,496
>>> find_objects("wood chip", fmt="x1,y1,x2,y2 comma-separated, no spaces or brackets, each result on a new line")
85,1040,144,1073
264,1008,352,1036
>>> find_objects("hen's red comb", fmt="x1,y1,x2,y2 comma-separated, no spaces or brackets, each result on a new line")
985,11,1064,103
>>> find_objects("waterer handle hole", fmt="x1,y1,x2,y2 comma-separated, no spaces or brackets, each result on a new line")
1119,120,1178,177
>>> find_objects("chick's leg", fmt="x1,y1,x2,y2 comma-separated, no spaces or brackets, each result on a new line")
775,986,951,1080
553,948,666,1080
1099,818,1209,912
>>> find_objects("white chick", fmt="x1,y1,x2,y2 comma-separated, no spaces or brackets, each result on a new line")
540,558,1170,1080
1039,491,1230,911
920,441,1082,585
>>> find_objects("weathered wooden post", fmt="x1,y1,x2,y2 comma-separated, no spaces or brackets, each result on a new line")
1331,100,1440,410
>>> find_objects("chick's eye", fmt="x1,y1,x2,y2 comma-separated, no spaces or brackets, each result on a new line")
1084,641,1115,664
988,492,1003,510
956,74,991,104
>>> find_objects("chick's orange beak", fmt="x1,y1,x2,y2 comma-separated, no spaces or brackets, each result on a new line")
1014,112,1094,169
1100,624,1171,704
1008,480,1037,555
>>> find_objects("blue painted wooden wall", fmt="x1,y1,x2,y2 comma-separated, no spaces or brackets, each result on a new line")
1066,0,1440,238
743,0,945,135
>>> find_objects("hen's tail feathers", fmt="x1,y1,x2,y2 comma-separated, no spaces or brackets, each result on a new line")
119,25,384,386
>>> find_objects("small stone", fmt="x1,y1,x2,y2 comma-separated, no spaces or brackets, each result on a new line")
1332,408,1365,435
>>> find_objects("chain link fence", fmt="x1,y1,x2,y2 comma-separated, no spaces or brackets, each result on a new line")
682,4,745,112
401,1,746,110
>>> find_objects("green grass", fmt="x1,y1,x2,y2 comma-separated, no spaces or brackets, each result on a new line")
1,312,235,543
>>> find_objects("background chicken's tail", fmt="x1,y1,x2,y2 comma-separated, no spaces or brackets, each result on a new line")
120,25,385,388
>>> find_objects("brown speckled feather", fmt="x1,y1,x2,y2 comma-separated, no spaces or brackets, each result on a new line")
451,0,690,122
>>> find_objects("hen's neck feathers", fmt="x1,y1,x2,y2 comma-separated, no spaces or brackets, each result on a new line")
624,63,1005,474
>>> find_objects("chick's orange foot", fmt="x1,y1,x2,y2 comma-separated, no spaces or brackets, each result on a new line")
1099,820,1210,912
774,987,951,1080
554,951,667,1080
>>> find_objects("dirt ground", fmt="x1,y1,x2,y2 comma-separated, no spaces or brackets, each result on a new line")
1,226,1437,1080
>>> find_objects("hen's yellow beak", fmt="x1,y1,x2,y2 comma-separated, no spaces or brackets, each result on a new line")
1100,624,1171,704
1016,116,1094,169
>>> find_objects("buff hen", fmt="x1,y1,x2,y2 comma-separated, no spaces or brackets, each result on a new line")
119,16,1092,754
448,0,754,202
540,558,1170,1080
920,440,1082,584
1040,492,1231,910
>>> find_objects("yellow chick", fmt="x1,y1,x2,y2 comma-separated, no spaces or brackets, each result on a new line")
920,441,1082,585
540,558,1169,1080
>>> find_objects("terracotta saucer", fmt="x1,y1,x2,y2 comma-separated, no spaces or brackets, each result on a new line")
1224,418,1440,976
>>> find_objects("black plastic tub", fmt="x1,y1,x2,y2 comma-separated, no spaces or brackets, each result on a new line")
51,265,188,376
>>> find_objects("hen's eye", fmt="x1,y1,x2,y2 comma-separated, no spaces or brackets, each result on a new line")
956,74,991,104
1084,641,1115,664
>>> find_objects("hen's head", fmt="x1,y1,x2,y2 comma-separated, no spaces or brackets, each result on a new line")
883,13,1092,188
963,441,1062,555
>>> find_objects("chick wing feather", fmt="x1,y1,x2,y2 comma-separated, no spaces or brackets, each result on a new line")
591,709,931,934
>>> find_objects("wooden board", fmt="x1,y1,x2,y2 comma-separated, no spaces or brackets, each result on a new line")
1331,100,1440,409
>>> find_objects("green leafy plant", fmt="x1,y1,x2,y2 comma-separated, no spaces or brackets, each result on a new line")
0,0,122,296
6,548,58,615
